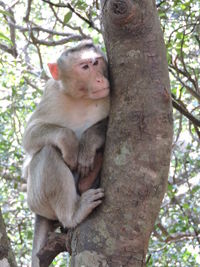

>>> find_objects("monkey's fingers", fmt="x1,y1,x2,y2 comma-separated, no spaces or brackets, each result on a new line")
82,188,104,201
88,191,104,202
93,200,103,205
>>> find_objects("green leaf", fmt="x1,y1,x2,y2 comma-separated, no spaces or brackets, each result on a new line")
64,11,72,24
176,32,183,40
0,32,13,44
182,203,189,209
0,9,13,17
75,0,87,10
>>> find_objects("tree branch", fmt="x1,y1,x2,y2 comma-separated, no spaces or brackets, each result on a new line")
49,4,87,36
156,222,199,243
169,68,200,102
41,0,101,33
7,20,78,37
165,233,200,243
30,33,83,46
0,208,17,267
0,1,18,57
23,0,33,22
172,95,200,128
0,43,16,57
37,231,72,267
7,6,17,54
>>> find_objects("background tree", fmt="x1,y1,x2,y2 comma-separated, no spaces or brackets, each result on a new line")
0,0,199,266
0,207,17,267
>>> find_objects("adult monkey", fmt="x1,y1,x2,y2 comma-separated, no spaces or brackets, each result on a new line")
22,40,110,266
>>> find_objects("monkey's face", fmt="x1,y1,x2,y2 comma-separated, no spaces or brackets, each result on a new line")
59,49,110,100
73,55,110,99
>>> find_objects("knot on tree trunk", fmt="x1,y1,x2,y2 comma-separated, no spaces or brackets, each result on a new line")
112,0,128,15
108,0,142,27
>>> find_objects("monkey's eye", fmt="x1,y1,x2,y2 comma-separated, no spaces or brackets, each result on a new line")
82,65,89,70
93,60,98,66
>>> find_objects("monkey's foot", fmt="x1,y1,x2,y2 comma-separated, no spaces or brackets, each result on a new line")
78,152,103,194
78,188,104,219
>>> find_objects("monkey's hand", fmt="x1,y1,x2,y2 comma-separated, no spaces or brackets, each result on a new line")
77,142,96,178
78,152,103,194
77,119,106,178
57,129,79,170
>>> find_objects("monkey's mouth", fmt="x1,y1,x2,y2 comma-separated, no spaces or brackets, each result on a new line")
91,87,110,99
92,87,110,95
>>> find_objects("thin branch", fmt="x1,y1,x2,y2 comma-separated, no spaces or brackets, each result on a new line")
8,21,77,37
195,35,200,48
193,124,200,139
179,28,199,91
22,43,31,66
165,233,200,243
30,33,84,46
172,197,200,244
23,77,44,91
0,43,16,57
2,172,26,183
35,44,43,69
42,0,101,32
169,68,200,102
49,4,87,36
157,223,169,237
167,22,198,45
156,222,199,243
9,0,20,8
173,56,198,93
172,95,200,128
0,1,18,57
7,6,16,50
23,0,33,22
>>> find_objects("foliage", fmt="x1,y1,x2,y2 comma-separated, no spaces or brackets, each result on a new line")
148,0,200,266
0,0,199,266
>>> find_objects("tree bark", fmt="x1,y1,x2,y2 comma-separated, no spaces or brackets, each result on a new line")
71,0,173,266
0,207,17,267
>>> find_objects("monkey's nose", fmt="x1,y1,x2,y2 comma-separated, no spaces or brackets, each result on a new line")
96,76,103,83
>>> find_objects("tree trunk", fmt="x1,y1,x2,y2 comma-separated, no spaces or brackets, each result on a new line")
0,207,17,267
71,1,173,266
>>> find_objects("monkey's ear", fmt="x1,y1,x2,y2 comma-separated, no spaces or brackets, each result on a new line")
48,63,59,80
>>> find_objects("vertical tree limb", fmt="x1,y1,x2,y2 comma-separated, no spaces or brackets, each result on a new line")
71,0,173,266
0,207,17,267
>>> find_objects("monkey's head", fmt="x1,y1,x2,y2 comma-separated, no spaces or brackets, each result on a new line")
48,40,110,100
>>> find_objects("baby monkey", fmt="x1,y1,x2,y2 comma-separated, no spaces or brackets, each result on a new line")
22,40,110,266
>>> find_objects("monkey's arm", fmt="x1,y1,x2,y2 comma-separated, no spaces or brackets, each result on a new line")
77,118,108,178
23,122,78,170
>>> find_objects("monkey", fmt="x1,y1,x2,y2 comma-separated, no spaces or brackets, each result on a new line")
22,40,110,266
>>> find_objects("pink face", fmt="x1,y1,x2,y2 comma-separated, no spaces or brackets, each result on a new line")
74,56,110,99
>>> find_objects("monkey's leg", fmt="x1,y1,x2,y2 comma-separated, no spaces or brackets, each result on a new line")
28,145,104,230
32,215,56,267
